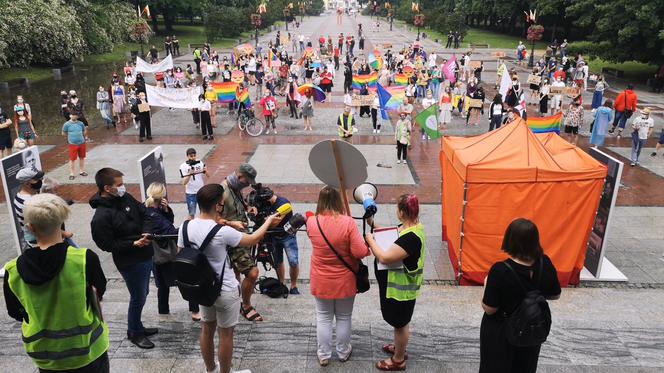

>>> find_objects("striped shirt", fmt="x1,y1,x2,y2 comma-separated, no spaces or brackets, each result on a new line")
13,192,37,248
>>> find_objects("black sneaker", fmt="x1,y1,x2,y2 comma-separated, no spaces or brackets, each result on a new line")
651,152,658,157
289,287,300,295
128,335,154,349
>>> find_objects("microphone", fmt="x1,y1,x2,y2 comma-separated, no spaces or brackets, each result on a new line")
277,203,293,216
283,211,314,235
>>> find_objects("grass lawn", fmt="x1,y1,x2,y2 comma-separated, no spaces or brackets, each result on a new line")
463,28,546,50
586,59,657,82
0,23,263,83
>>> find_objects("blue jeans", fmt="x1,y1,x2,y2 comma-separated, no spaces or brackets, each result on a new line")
186,193,197,217
613,111,628,130
272,235,299,267
416,85,426,100
118,259,152,337
430,81,440,100
631,131,647,163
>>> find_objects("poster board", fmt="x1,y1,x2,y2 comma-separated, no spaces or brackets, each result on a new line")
374,227,402,270
585,148,623,277
0,146,43,255
468,98,483,108
549,86,581,97
527,74,542,85
469,61,482,69
351,94,375,107
138,146,166,202
492,51,506,58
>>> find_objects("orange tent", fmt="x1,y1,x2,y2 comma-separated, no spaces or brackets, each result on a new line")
441,119,607,286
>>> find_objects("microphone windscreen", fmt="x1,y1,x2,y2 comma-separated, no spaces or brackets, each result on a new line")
305,211,314,219
277,203,293,216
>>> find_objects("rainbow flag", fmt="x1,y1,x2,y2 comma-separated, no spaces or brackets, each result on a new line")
352,72,378,90
368,53,383,71
377,83,405,120
527,112,562,134
237,90,251,108
211,82,238,103
268,50,277,68
394,73,409,86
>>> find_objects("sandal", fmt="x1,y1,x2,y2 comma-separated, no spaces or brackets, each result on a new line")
79,171,88,176
376,357,406,371
382,344,408,360
240,305,263,321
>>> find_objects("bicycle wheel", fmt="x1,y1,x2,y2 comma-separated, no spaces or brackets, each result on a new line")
237,116,246,131
245,118,264,137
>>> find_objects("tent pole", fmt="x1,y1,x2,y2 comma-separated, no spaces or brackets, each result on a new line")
457,182,469,284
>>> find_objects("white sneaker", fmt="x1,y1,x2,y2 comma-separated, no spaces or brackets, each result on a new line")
265,129,270,135
372,129,376,133
230,370,252,373
206,363,219,373
402,160,407,165
273,129,278,134
397,160,401,164
377,129,381,133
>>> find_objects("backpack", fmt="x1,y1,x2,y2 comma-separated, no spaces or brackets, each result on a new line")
502,259,552,347
173,221,225,307
257,276,289,299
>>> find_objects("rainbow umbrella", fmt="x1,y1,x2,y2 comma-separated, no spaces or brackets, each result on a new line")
297,83,326,102
303,47,316,58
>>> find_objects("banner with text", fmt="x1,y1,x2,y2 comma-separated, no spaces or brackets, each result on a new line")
135,55,173,73
145,84,200,109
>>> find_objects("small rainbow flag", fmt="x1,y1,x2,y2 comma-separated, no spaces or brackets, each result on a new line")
377,83,406,120
352,72,378,90
211,82,238,103
268,50,277,68
527,112,562,134
368,53,383,71
237,90,252,108
394,73,409,86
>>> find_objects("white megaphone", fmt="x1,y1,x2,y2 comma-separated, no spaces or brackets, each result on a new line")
353,182,378,219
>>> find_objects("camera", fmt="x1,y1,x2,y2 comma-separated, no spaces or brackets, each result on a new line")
186,159,201,166
246,183,275,226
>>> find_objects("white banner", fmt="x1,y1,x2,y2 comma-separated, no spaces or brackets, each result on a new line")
145,84,200,109
135,54,173,73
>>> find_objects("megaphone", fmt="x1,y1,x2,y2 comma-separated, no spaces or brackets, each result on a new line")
353,182,378,219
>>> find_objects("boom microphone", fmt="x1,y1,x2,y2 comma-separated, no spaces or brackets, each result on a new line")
283,211,314,235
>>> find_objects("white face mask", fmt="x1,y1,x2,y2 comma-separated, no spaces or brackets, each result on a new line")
115,185,126,198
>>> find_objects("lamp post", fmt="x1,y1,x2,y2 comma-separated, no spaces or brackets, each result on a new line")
299,2,305,23
251,14,262,47
385,2,393,31
284,8,291,31
414,14,425,41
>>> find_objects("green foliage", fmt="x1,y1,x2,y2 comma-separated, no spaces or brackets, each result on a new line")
205,6,247,41
0,0,137,68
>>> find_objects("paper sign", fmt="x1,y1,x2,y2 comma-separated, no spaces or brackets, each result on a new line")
374,227,403,270
351,94,375,106
527,74,542,85
138,103,150,113
468,98,483,108
469,61,482,69
492,51,506,58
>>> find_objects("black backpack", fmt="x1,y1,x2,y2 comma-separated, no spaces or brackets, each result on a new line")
173,221,225,307
502,259,552,347
257,276,289,299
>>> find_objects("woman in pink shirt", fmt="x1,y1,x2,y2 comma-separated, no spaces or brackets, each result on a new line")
307,186,370,366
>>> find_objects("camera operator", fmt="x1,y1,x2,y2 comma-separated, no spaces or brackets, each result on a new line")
179,148,207,219
261,186,300,294
220,163,264,322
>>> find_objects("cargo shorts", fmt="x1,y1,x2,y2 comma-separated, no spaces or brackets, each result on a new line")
227,246,256,274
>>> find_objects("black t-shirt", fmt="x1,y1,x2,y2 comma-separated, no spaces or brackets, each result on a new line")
394,232,421,271
482,255,561,317
0,109,9,135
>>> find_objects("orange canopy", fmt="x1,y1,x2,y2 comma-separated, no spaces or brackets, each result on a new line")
441,119,607,286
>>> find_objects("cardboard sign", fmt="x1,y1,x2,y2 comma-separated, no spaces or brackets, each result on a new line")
492,51,506,58
138,103,150,113
383,44,393,49
351,94,375,106
527,74,542,85
549,86,581,97
468,98,483,108
469,61,482,69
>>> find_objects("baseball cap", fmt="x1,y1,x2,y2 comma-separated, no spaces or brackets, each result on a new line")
16,167,44,182
237,163,257,185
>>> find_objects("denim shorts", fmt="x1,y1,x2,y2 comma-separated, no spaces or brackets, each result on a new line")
272,235,299,267
186,193,197,216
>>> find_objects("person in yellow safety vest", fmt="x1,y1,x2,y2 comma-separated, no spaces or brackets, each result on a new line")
3,193,110,373
337,106,355,140
365,194,426,372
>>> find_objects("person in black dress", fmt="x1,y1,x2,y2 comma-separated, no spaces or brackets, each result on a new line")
480,218,561,373
365,194,426,371
130,92,151,142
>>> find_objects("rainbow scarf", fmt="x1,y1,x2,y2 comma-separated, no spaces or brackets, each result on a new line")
352,72,378,90
211,82,238,103
394,73,409,86
527,112,562,134
237,89,251,108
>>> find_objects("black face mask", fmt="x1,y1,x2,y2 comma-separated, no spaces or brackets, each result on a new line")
30,180,43,191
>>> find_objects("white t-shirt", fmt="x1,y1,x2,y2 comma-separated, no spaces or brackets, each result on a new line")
179,160,206,194
177,219,242,292
422,98,435,110
632,116,654,140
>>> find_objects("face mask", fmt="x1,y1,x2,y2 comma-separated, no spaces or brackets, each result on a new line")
30,180,43,191
114,185,126,198
17,99,24,103
71,95,77,99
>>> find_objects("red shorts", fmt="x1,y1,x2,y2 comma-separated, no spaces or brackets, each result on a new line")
68,143,86,161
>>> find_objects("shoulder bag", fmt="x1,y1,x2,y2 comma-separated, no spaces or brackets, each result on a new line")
624,92,633,118
316,216,370,293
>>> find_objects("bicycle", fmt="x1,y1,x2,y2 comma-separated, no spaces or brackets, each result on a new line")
237,108,264,136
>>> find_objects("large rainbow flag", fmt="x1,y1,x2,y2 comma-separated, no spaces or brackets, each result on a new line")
377,83,406,120
211,82,238,103
352,72,378,90
394,73,409,86
527,112,563,134
237,90,252,108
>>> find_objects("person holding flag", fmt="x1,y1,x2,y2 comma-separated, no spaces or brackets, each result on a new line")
260,89,278,135
395,112,411,164
414,100,441,142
